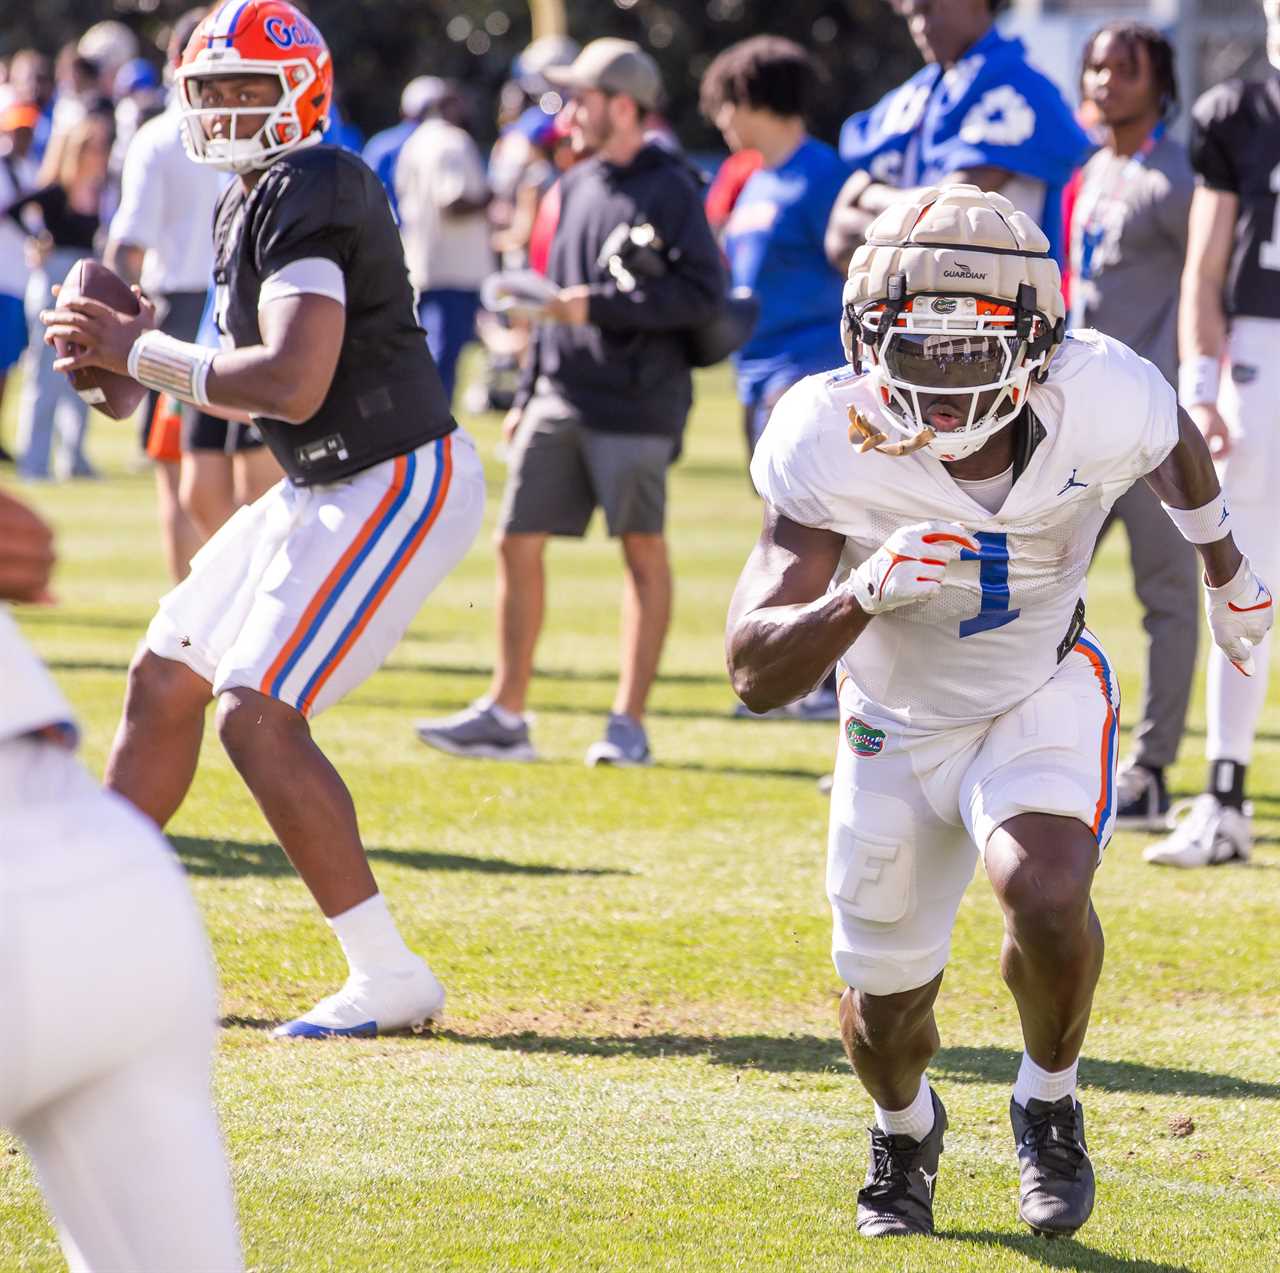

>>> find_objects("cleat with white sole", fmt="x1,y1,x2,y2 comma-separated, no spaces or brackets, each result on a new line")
1143,793,1251,867
273,961,446,1039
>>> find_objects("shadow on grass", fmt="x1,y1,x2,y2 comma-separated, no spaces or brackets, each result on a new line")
170,836,631,879
385,657,731,689
45,658,130,674
944,1230,1192,1272
441,1034,1280,1099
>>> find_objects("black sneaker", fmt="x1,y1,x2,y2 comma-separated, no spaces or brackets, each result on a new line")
1113,762,1169,831
856,1090,947,1237
1011,1095,1095,1238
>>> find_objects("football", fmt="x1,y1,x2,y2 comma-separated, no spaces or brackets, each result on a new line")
53,258,149,421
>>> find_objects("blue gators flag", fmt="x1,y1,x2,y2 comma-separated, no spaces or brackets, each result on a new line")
839,26,1091,264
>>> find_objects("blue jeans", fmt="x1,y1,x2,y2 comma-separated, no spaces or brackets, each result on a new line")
17,248,94,480
417,289,480,406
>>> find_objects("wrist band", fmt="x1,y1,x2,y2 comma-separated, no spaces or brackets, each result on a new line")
127,330,215,408
1161,494,1231,543
1178,354,1221,409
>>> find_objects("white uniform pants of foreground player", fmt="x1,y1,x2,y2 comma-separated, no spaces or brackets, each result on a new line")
0,739,242,1273
1207,316,1280,764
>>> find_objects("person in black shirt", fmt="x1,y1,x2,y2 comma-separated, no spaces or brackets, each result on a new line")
416,39,723,769
6,110,111,479
41,0,485,1038
1146,30,1280,869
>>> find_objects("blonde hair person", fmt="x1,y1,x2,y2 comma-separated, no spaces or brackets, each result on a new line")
1,108,112,480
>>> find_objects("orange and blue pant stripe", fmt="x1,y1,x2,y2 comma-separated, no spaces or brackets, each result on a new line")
259,436,452,716
1074,633,1119,844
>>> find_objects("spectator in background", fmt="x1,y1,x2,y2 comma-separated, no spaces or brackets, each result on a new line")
7,51,55,164
363,76,445,220
0,102,41,464
1145,3,1280,868
395,81,492,404
415,40,723,768
1069,23,1197,831
700,36,849,459
105,6,279,582
826,0,1090,273
4,109,113,481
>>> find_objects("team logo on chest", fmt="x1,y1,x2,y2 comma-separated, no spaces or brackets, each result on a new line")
845,715,886,757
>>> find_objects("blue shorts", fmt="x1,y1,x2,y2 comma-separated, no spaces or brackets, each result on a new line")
0,293,26,371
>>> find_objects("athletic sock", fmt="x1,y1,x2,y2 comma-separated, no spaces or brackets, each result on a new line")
1012,1051,1078,1107
874,1074,935,1142
328,892,419,979
1208,759,1246,812
480,698,524,730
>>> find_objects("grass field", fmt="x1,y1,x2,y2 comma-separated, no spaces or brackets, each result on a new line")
2,361,1278,1272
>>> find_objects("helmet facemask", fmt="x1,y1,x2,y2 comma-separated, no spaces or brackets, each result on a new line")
851,284,1059,462
178,58,325,173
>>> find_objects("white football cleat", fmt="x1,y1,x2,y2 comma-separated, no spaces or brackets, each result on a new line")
1142,794,1251,868
273,960,446,1038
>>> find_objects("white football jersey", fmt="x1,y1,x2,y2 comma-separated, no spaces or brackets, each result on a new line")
751,329,1177,728
0,607,76,744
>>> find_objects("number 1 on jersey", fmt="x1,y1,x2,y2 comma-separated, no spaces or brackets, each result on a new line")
959,531,1021,637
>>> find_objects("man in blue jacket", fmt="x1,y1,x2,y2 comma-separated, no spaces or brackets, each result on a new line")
826,0,1089,271
415,39,724,769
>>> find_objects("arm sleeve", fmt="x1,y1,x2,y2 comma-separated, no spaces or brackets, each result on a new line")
586,174,725,334
1188,84,1242,193
251,162,362,280
107,126,163,250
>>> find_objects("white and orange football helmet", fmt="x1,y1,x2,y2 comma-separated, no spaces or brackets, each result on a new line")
842,185,1065,462
177,0,333,173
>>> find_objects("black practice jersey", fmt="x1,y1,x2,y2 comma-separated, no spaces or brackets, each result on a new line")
1189,75,1280,321
211,144,454,485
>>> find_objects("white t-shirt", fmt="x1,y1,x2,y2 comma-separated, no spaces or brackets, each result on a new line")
0,608,76,744
108,103,225,296
751,330,1177,729
394,118,491,293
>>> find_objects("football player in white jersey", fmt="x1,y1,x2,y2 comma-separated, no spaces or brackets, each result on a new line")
726,185,1272,1239
0,489,243,1271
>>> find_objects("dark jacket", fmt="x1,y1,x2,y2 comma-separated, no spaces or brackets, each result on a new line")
515,144,724,438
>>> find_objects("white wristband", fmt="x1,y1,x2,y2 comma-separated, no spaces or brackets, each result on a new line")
127,329,215,408
1161,495,1231,543
1178,355,1221,409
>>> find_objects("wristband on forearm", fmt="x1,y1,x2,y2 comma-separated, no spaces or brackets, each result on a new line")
127,330,215,408
1161,494,1231,543
1178,355,1221,409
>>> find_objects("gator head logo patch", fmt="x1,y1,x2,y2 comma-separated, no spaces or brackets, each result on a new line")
845,715,886,757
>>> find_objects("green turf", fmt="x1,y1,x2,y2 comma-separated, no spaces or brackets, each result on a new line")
2,362,1278,1272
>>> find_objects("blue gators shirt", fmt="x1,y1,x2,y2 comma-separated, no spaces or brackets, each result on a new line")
839,27,1090,263
722,137,851,405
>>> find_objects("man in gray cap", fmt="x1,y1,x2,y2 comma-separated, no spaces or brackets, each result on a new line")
416,39,724,768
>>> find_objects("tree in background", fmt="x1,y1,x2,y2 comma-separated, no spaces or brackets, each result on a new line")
1,0,919,152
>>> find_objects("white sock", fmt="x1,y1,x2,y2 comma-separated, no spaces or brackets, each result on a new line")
1012,1051,1078,1107
478,697,524,729
874,1074,935,1141
328,893,418,978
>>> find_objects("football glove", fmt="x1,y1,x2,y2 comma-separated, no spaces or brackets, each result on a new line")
1205,556,1273,676
845,520,978,615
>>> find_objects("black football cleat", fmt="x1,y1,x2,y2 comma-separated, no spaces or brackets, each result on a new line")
1011,1095,1095,1238
855,1090,947,1237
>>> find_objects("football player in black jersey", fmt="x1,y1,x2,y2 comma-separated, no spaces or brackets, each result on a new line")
41,0,486,1037
1147,1,1280,867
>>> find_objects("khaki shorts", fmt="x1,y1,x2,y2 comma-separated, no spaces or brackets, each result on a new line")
499,394,676,537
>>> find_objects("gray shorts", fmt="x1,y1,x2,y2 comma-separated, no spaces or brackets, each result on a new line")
498,395,676,537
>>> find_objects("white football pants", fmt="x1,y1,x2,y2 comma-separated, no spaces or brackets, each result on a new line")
0,738,242,1272
1208,317,1280,765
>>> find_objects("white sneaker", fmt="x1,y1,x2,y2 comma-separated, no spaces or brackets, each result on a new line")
273,959,446,1038
1142,794,1251,868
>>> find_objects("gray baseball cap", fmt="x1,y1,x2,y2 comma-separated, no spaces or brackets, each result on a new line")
544,38,662,111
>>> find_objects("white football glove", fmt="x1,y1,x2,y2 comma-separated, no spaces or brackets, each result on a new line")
845,520,978,615
1206,556,1274,676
